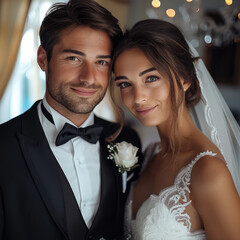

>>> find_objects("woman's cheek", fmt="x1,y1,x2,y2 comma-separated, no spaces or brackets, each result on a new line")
121,91,132,108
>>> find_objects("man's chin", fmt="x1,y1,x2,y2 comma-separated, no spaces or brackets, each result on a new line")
57,93,105,114
66,102,98,115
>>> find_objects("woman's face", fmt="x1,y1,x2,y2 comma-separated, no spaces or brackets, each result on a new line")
114,48,172,127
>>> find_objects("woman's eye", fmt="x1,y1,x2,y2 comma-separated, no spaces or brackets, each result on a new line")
146,76,159,82
117,82,131,89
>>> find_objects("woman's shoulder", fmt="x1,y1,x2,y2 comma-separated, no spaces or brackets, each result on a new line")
188,135,226,178
190,152,234,199
191,152,228,180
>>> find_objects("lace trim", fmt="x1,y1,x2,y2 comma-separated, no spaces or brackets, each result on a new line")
126,150,216,239
161,150,217,231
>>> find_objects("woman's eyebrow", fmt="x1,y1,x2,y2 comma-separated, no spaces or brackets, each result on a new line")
115,76,128,81
114,67,157,81
139,67,156,77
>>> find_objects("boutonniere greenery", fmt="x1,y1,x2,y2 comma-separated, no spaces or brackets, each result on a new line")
107,141,139,174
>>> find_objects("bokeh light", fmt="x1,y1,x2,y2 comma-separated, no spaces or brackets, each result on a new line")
225,0,233,5
152,0,161,8
166,9,176,18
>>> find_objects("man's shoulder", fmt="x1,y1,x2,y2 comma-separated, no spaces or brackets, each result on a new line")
95,116,138,137
119,125,139,138
94,115,140,143
94,115,117,126
116,125,142,150
0,100,40,131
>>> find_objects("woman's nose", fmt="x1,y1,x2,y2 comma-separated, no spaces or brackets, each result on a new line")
133,85,147,104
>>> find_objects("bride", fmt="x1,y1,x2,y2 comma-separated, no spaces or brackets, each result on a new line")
110,19,240,239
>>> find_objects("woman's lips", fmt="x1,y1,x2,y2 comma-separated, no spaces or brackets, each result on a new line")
135,105,157,116
71,87,97,97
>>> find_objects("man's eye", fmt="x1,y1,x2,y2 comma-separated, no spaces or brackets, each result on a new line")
146,76,159,82
117,82,131,89
98,60,109,66
67,56,79,61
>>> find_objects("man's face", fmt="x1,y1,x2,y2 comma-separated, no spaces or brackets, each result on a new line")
38,25,112,123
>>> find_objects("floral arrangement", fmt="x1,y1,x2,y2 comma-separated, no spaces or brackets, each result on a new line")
107,141,139,173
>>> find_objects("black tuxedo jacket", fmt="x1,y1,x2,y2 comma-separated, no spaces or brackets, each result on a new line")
0,101,143,240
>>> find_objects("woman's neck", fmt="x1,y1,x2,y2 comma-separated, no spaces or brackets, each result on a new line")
156,108,199,153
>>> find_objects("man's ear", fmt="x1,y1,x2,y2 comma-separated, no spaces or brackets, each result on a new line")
37,46,48,71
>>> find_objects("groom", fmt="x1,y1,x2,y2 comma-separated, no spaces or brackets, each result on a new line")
0,1,142,239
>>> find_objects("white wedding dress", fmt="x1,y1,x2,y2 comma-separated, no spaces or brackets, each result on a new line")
124,143,215,240
123,43,240,240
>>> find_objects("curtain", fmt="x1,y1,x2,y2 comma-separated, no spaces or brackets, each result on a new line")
0,0,31,99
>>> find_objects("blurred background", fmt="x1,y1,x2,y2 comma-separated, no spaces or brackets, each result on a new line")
0,0,239,149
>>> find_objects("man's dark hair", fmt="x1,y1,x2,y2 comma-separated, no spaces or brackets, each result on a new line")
39,0,122,60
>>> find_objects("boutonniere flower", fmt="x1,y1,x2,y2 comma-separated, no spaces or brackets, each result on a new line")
107,141,139,174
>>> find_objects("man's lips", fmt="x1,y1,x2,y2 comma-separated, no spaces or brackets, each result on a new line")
135,105,157,116
71,87,97,97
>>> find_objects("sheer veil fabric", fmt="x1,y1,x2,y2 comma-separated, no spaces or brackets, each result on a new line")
189,43,240,195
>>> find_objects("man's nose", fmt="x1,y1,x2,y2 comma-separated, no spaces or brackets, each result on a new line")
78,62,96,84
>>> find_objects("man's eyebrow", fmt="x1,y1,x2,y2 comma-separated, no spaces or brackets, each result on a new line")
139,67,156,76
62,49,85,56
62,49,111,59
96,55,112,59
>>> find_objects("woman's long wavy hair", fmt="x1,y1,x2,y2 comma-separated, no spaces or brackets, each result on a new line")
110,19,201,155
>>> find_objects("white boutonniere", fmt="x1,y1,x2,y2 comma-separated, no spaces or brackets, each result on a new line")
107,141,139,193
107,141,139,173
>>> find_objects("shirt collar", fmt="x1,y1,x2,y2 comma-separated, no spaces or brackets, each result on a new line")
42,97,94,133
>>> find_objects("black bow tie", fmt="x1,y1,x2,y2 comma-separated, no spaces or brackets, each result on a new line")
56,123,103,146
41,102,104,146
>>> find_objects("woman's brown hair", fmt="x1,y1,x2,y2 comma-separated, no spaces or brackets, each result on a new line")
111,19,201,153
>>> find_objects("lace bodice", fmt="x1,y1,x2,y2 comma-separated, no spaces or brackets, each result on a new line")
125,144,216,240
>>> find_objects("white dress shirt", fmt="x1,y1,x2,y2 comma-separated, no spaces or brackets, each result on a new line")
37,97,101,228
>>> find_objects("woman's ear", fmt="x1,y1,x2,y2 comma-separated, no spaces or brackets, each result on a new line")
181,79,191,92
37,46,48,71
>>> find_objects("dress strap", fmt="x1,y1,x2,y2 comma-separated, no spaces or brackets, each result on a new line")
188,151,217,176
175,151,217,195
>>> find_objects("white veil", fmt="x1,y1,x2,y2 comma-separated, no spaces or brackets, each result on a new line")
189,43,240,195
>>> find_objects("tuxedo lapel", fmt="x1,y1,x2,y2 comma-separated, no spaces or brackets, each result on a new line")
90,137,120,234
57,161,88,240
17,101,68,237
89,117,122,236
